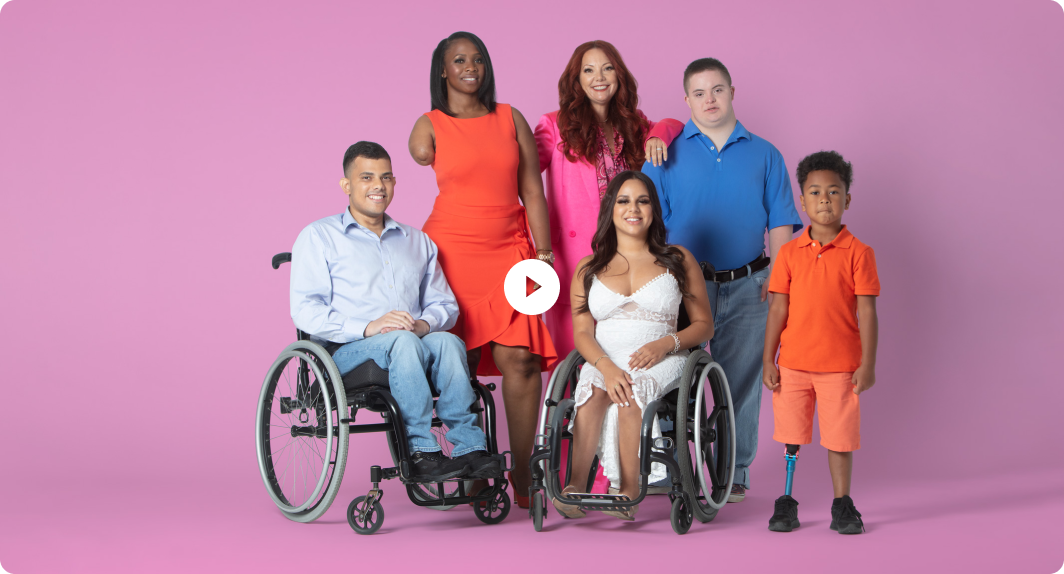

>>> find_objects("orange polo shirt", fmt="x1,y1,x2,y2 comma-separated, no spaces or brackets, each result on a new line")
769,225,880,372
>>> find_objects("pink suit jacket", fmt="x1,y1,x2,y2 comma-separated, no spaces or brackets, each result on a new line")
534,110,684,360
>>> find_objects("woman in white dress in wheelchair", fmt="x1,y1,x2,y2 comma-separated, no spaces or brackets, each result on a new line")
556,170,714,520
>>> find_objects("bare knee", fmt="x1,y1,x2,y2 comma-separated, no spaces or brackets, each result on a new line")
493,345,540,379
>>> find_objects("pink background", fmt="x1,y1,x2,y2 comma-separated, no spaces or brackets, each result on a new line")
1,0,1062,572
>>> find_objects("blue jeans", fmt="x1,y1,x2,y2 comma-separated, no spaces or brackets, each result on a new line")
331,331,486,457
704,265,771,489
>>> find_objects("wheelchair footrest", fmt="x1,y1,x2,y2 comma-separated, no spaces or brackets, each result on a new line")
570,493,632,508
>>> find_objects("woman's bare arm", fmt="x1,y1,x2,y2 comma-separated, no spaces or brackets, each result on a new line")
408,115,436,166
512,107,551,254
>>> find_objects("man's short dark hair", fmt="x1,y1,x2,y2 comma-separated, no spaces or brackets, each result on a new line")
796,150,853,192
343,141,391,176
683,58,732,92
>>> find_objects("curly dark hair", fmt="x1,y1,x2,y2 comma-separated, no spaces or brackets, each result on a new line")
575,171,690,314
429,31,497,117
796,150,853,192
556,40,649,170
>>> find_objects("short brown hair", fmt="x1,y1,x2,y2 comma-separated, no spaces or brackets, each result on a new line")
683,58,732,92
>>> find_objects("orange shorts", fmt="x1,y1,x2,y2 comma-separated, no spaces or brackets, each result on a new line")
772,366,861,452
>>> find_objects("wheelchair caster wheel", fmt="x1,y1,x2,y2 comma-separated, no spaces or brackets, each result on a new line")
670,497,692,535
347,495,384,535
473,488,511,525
531,491,545,532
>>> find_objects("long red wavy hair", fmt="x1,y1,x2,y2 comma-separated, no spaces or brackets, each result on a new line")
557,41,649,168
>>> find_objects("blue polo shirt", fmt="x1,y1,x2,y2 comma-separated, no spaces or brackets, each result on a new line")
642,119,803,271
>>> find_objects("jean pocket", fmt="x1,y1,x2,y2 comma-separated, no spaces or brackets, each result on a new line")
752,267,770,288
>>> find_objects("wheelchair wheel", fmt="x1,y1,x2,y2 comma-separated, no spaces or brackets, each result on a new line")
670,496,692,535
347,495,384,535
531,491,545,532
473,488,511,524
675,350,736,524
256,341,349,523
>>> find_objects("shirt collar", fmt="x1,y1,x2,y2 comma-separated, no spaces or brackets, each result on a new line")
341,209,406,236
682,119,751,145
797,225,854,249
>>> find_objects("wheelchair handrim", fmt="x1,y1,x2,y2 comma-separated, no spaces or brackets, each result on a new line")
693,361,736,511
256,349,335,514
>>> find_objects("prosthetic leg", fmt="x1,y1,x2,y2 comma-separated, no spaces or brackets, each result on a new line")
784,444,800,496
768,444,801,532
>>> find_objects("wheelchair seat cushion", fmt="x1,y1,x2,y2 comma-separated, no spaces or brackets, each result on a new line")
342,360,391,391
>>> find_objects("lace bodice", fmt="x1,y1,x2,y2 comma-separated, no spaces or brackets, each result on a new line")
589,272,681,360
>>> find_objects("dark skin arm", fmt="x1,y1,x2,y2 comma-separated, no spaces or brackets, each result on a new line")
512,107,551,256
408,115,435,166
762,292,789,391
852,295,878,394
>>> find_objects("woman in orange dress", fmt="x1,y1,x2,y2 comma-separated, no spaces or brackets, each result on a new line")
408,31,557,506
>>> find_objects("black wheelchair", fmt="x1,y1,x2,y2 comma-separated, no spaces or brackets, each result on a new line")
255,252,512,535
528,345,736,534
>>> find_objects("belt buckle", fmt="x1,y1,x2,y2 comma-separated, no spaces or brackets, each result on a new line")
729,270,735,281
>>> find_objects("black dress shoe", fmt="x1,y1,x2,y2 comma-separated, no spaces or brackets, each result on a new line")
410,451,469,482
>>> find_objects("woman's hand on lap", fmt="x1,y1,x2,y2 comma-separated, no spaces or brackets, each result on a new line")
627,337,671,371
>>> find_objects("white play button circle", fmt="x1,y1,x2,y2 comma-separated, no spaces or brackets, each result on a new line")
504,259,560,316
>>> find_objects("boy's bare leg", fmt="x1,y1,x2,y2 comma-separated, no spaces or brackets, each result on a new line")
567,388,610,491
828,450,852,498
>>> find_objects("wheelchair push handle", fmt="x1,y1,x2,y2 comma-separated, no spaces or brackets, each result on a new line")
272,252,292,269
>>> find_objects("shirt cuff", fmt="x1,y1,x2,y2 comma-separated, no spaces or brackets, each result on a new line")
419,315,439,333
343,318,370,341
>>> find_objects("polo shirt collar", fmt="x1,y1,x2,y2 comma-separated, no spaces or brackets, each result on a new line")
682,119,752,145
797,225,854,249
342,209,406,236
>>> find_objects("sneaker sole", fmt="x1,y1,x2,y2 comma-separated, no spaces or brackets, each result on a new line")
727,493,746,503
837,524,865,535
768,519,800,532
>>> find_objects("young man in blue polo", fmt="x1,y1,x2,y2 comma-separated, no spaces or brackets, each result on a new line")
642,58,803,501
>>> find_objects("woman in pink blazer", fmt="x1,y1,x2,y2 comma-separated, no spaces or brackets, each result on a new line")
535,40,684,360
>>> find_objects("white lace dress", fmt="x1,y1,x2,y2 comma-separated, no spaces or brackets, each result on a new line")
570,271,687,490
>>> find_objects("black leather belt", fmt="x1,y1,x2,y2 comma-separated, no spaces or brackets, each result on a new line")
700,254,770,283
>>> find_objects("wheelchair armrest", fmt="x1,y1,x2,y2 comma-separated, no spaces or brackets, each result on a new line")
272,252,291,269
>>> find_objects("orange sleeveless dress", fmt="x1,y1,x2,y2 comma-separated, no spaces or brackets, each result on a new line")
422,103,558,377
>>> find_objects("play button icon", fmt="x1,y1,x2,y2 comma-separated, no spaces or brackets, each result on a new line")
504,259,561,316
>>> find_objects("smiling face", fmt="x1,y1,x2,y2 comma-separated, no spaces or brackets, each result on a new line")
612,178,653,238
579,48,618,109
800,169,850,229
441,38,483,97
684,69,735,130
341,156,395,222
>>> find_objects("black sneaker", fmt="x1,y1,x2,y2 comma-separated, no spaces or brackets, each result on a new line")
451,450,503,479
768,495,800,532
830,495,865,534
410,450,469,482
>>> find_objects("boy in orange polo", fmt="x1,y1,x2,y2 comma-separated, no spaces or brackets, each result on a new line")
762,151,879,535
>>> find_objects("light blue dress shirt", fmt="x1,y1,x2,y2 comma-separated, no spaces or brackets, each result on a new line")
290,209,459,343
642,120,803,270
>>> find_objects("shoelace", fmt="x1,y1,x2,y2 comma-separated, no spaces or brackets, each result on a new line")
838,502,862,520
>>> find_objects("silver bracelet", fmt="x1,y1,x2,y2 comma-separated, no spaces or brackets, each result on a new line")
669,333,681,354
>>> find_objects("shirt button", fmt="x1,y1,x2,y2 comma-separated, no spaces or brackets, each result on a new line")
710,147,715,150
716,158,721,162
385,261,389,264
569,231,576,238
389,285,394,288
817,255,821,259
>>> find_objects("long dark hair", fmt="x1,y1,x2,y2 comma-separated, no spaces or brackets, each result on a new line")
576,171,690,313
557,40,649,169
429,31,497,117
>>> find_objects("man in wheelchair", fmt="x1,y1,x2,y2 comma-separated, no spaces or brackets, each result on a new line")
290,141,501,483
